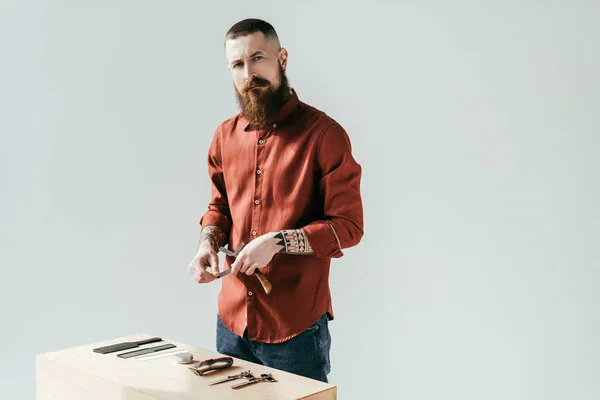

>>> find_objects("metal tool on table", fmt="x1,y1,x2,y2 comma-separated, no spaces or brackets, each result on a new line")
117,344,176,359
134,349,191,362
231,373,277,389
188,356,234,376
93,337,162,354
217,242,272,295
208,370,254,386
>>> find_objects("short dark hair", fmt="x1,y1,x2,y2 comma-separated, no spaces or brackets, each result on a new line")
225,18,279,44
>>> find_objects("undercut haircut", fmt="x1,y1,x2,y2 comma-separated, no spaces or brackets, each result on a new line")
225,18,281,48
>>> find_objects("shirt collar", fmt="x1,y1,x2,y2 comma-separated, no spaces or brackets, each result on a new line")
242,87,300,131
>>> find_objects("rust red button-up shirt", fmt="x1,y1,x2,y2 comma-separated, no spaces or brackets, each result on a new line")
199,88,363,343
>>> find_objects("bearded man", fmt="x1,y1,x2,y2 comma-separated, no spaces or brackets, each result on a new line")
187,18,364,383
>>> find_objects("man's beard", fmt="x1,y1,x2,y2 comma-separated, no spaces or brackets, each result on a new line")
234,65,290,130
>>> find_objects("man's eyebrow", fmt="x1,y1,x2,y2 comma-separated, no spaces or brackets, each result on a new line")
230,51,264,66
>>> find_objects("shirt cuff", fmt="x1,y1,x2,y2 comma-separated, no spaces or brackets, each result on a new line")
199,211,231,237
301,221,344,258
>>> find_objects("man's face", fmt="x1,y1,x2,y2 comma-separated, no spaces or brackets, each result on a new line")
225,32,289,128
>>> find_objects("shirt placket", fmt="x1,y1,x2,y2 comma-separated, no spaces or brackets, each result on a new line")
246,125,275,338
249,123,276,239
250,130,264,239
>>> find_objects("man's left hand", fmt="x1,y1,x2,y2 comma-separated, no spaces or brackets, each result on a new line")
230,232,280,277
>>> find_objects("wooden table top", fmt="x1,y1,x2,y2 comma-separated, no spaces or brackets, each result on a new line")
36,333,337,400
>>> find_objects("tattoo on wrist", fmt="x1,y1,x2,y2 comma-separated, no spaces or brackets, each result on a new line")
200,225,227,251
274,229,314,254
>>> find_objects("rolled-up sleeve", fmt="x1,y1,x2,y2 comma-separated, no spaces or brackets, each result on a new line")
302,122,364,258
199,126,232,236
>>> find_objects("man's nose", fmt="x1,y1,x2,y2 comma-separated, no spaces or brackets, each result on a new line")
244,66,256,82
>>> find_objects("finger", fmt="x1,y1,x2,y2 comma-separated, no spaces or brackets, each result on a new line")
239,260,251,275
189,260,202,276
197,268,216,283
210,252,220,277
230,259,238,276
245,264,258,275
192,265,202,282
231,256,245,277
190,258,215,284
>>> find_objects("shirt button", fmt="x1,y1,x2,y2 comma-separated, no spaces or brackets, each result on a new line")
258,139,264,145
254,200,259,205
256,169,261,174
272,124,277,128
248,291,253,296
251,230,257,236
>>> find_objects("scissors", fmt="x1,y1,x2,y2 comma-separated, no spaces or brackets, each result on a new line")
208,370,254,385
231,373,277,389
216,242,272,295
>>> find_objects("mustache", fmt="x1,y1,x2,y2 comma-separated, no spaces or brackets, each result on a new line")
242,77,271,93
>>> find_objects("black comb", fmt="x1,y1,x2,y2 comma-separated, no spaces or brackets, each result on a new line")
93,337,162,354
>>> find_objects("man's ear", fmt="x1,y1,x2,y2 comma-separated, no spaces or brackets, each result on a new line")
279,47,289,70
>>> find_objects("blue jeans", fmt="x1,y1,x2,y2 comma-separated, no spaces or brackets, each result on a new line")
216,313,332,383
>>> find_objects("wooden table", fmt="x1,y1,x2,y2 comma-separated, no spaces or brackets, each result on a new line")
36,333,337,399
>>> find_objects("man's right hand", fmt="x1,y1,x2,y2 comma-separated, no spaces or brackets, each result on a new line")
188,241,220,283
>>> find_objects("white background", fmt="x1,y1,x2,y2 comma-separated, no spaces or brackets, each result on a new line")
1,1,599,399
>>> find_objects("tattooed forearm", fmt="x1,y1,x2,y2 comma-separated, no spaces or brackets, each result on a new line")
273,229,314,254
200,225,227,251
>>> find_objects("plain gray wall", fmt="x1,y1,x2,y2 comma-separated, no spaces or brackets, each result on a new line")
1,1,599,399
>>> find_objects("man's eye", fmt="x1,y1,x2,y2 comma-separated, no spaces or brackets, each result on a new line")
233,62,242,68
254,56,263,61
